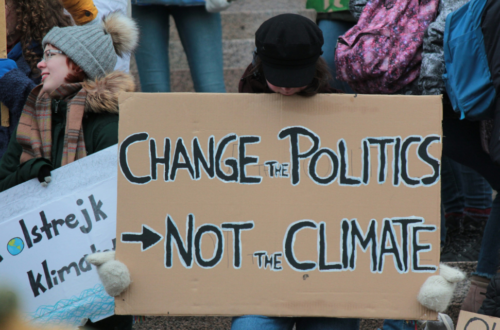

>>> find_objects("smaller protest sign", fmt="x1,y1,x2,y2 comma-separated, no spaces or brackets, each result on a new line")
306,0,350,12
0,146,118,327
456,311,500,330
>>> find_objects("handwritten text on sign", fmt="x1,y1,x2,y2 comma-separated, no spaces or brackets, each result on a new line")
119,127,439,187
119,127,439,274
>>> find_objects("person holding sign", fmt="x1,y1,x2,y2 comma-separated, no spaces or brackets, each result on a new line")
0,12,137,192
0,11,138,329
84,12,467,330
0,0,73,161
235,13,453,330
236,15,357,330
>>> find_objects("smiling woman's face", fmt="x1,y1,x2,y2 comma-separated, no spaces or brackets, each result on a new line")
37,45,77,95
266,80,307,96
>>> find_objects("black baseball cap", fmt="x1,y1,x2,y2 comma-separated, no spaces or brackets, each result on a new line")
255,14,324,88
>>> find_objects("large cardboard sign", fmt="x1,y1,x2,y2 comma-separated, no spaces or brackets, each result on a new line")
115,93,442,320
0,146,117,327
456,311,500,330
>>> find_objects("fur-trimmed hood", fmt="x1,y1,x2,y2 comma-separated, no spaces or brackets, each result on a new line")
82,71,135,114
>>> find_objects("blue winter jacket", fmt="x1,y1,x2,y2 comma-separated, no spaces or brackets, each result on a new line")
0,43,40,160
132,0,204,5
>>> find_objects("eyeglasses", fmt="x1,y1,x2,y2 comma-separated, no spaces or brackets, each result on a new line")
42,49,64,62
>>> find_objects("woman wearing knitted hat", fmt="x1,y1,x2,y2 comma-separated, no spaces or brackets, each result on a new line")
0,12,137,194
0,12,137,191
0,11,138,330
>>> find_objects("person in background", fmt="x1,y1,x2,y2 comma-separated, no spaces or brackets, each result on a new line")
414,0,491,264
60,0,98,25
456,0,500,314
313,1,357,92
440,156,492,262
0,0,73,160
477,259,500,317
92,0,132,73
0,11,138,330
132,0,226,93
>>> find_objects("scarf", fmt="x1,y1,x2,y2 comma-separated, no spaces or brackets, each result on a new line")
17,83,88,166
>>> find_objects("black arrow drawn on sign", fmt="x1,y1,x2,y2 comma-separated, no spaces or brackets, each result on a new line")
121,225,163,251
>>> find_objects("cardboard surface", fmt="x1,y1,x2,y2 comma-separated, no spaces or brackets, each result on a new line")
456,311,500,330
115,93,442,319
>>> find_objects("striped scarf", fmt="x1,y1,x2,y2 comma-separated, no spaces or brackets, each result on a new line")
17,83,88,166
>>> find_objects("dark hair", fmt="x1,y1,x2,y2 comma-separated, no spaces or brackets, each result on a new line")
248,55,332,96
65,57,87,83
12,0,73,73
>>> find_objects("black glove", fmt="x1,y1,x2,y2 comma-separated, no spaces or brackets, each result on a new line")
37,165,52,187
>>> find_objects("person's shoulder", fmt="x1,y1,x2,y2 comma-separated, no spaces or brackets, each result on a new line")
83,71,135,114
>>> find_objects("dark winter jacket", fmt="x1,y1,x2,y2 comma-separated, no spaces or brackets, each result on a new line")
418,0,470,96
349,0,369,19
317,11,358,23
0,71,135,192
483,0,500,165
238,63,341,94
483,0,500,94
0,43,41,160
478,273,500,317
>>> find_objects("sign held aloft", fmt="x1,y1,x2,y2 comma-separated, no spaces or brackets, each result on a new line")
115,93,442,320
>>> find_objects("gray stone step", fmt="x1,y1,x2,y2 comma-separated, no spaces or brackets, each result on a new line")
169,39,253,71
226,0,308,12
130,61,247,93
170,67,244,93
168,9,316,42
131,262,478,330
130,57,245,93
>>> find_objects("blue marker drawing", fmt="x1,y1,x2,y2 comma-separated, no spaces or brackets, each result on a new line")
29,284,114,326
7,237,24,256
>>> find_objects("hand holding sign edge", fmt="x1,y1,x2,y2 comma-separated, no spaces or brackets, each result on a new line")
418,264,466,313
86,251,131,297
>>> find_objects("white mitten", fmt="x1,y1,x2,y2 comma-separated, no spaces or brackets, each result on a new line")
205,0,232,13
417,264,466,312
86,251,131,297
